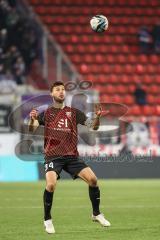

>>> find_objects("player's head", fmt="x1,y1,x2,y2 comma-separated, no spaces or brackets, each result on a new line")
50,81,65,103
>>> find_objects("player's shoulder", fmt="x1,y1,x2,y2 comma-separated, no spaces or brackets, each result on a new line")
64,105,75,112
44,105,55,113
66,106,85,115
66,106,82,113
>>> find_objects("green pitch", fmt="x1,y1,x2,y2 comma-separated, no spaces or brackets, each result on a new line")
0,179,160,240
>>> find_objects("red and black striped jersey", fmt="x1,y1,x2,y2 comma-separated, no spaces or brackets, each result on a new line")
37,105,87,160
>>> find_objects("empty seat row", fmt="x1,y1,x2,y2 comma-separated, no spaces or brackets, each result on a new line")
87,74,160,85
100,94,160,105
97,101,160,116
77,63,160,74
92,84,160,95
49,24,140,35
40,15,160,26
64,51,159,65
30,0,160,6
127,105,160,116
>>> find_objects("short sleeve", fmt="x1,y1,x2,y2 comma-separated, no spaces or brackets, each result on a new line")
37,111,45,126
76,109,87,125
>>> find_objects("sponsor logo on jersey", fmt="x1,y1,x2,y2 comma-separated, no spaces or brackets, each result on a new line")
66,112,72,118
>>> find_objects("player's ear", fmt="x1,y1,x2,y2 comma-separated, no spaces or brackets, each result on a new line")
50,92,54,97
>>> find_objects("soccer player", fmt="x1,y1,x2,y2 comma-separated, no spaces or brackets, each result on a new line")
29,81,111,234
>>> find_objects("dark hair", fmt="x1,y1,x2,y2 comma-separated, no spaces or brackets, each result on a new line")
50,81,65,92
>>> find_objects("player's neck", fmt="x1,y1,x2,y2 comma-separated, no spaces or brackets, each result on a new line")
53,102,65,109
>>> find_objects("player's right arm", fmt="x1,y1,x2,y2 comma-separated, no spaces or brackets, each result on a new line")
28,109,39,132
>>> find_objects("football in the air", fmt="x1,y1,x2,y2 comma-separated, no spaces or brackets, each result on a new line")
90,15,109,32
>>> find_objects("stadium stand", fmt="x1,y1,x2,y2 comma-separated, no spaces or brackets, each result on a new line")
0,0,41,87
28,0,160,116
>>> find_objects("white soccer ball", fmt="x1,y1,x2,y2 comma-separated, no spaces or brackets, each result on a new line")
90,15,109,32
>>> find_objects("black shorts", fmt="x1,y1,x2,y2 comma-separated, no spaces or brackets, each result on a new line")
44,156,88,179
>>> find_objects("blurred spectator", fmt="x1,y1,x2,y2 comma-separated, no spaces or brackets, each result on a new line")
134,83,147,105
8,0,16,7
0,49,5,73
5,45,21,71
0,0,43,89
138,26,152,53
6,7,19,28
13,56,25,84
20,25,39,72
0,29,8,51
0,0,41,85
0,70,17,94
152,22,160,53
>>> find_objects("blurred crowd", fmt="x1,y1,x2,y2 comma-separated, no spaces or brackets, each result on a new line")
138,22,160,54
0,0,40,91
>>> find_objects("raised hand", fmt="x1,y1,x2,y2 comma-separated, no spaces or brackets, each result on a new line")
94,104,102,117
29,109,38,120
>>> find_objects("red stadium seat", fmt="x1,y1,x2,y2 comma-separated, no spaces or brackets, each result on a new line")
147,95,156,105
76,44,86,53
125,64,134,74
128,84,136,93
109,74,118,84
117,55,126,64
81,35,90,44
95,54,104,64
72,55,82,63
34,6,46,14
107,55,115,64
116,84,127,94
129,105,141,116
87,74,95,82
150,55,159,64
123,75,132,84
124,95,135,105
30,0,39,4
142,106,156,116
79,64,89,74
65,44,74,53
114,35,123,44
147,65,155,74
155,106,160,115
100,95,111,102
149,85,159,94
139,55,148,64
58,35,69,44
127,55,137,64
155,76,160,84
143,75,152,84
112,94,123,104
114,65,123,74
43,0,51,4
98,74,107,83
101,65,112,74
71,35,79,43
104,84,116,94
131,75,140,84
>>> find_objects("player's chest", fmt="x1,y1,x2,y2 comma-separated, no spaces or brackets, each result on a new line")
45,110,76,129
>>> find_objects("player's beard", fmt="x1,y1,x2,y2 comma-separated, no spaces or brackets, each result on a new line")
53,96,65,104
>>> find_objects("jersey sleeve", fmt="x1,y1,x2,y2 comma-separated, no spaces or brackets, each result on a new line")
76,109,87,125
37,111,45,125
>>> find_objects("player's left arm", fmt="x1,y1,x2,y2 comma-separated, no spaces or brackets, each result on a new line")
84,104,109,130
91,104,102,130
76,104,103,131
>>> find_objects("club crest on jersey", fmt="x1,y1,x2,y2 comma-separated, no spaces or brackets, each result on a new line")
66,112,71,118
